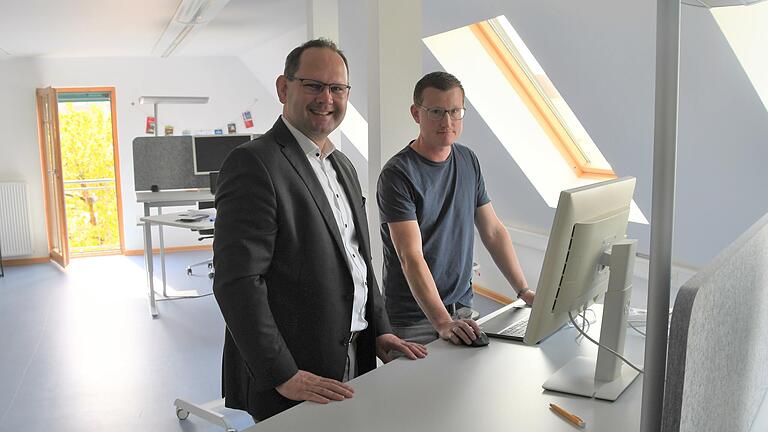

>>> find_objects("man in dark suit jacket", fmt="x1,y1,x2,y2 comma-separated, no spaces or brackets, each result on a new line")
212,39,427,422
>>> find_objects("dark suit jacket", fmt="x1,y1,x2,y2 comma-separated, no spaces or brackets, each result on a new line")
212,117,392,421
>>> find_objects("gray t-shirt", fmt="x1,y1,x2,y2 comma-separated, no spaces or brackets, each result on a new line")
377,142,490,325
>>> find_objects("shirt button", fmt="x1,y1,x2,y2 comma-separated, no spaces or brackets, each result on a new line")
336,194,339,198
352,254,356,258
315,152,320,157
344,223,348,228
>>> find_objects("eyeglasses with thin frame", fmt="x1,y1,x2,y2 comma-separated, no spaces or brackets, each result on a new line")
287,76,351,96
416,104,466,121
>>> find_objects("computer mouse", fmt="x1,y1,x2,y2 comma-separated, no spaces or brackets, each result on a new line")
468,331,490,347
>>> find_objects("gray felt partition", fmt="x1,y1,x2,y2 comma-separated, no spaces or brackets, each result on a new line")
662,212,768,432
132,136,209,191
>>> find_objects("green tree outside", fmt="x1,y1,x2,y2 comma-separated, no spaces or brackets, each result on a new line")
58,101,120,254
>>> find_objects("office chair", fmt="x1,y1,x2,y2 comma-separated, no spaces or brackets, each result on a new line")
186,172,218,279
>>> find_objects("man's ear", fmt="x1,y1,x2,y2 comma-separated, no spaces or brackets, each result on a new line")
410,104,421,124
276,75,288,104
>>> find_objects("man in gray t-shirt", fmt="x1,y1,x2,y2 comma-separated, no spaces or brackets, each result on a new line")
377,71,534,347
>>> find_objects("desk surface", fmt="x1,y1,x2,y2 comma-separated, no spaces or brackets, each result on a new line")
248,304,645,431
140,210,215,231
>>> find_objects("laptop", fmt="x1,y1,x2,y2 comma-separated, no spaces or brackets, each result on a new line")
481,304,533,342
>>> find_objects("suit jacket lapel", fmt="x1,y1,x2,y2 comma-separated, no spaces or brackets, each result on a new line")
272,118,346,258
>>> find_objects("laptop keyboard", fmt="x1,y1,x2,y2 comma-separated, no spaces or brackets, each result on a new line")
499,318,529,338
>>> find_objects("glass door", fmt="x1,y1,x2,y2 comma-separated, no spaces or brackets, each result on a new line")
36,87,69,268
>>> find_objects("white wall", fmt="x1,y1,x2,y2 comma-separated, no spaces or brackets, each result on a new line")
0,58,49,258
338,0,371,193
0,56,280,257
677,6,768,266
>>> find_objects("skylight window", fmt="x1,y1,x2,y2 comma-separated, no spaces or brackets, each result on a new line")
485,17,613,178
423,16,648,224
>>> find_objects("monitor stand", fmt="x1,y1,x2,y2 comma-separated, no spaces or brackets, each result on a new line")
543,240,641,401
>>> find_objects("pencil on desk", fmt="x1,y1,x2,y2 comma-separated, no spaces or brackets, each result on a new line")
549,403,586,428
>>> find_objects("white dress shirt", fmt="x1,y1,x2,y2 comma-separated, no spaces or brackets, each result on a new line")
282,116,369,332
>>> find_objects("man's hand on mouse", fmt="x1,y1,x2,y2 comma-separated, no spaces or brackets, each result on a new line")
436,318,482,345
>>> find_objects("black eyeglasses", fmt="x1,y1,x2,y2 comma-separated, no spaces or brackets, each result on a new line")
287,76,351,96
417,104,466,120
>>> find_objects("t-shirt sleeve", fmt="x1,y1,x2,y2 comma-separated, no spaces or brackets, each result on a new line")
377,167,418,223
472,149,491,208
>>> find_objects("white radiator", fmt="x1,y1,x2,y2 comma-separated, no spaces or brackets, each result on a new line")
0,182,34,257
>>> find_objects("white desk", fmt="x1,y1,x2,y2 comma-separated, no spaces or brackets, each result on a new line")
246,303,645,431
139,209,214,317
136,189,214,313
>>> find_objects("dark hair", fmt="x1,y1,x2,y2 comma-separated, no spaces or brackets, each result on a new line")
284,38,349,78
413,71,465,105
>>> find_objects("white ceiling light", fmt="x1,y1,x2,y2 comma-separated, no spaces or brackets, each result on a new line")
153,0,231,57
138,96,210,104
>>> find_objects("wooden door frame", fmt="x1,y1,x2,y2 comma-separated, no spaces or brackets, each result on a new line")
35,87,69,267
54,86,126,254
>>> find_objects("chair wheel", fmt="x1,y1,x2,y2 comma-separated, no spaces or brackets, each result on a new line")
186,267,193,276
176,407,189,420
208,271,215,279
207,263,213,269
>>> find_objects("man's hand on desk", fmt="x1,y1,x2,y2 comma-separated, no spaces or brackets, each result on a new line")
436,318,482,345
376,333,428,363
276,370,354,404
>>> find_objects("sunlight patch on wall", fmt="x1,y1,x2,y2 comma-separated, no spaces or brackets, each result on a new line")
712,2,768,113
339,102,368,159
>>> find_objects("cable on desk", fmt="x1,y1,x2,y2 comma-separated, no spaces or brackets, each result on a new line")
568,311,645,374
628,321,646,337
568,306,596,345
577,308,589,344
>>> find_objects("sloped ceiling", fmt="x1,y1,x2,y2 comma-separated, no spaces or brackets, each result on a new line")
0,0,305,58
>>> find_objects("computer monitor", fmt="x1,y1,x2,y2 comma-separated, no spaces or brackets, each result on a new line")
525,176,639,400
192,134,252,175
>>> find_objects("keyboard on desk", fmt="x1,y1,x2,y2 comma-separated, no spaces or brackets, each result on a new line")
499,318,529,338
483,305,532,342
176,213,210,223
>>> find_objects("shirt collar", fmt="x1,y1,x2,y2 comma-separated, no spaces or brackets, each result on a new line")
281,115,336,159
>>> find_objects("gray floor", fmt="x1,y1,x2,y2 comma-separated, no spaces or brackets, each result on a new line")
0,252,503,432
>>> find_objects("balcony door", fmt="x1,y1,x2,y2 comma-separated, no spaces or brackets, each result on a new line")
36,87,69,268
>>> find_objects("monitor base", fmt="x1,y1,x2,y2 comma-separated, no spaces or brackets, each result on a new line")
543,356,640,401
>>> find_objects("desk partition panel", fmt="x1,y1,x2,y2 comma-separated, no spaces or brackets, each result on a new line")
132,136,209,191
662,212,768,431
